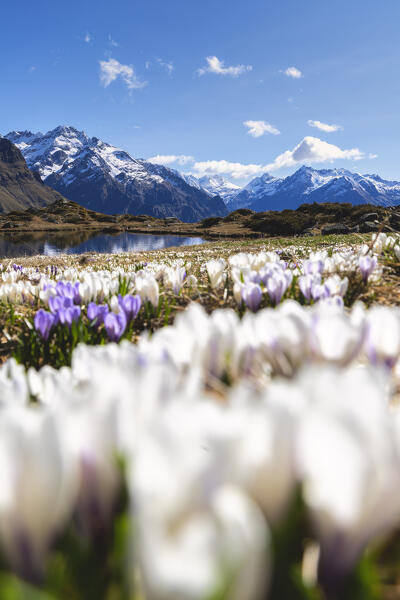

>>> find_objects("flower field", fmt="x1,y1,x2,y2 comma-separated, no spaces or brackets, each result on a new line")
1,232,400,599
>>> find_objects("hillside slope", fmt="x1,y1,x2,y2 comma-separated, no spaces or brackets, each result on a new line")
0,138,66,213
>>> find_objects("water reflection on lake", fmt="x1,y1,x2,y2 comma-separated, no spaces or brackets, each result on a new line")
0,231,207,258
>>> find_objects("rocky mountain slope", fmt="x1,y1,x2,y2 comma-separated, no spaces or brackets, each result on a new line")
5,126,227,222
227,173,281,210
228,166,400,211
0,137,67,213
197,175,241,204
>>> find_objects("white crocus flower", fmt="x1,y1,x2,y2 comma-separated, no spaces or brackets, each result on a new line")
110,294,120,313
0,359,29,406
57,400,121,536
186,274,198,289
233,281,244,305
364,306,400,368
206,259,227,290
78,281,93,304
0,408,76,575
129,402,270,600
310,305,364,365
226,385,298,525
371,232,387,254
134,484,269,600
164,267,186,295
324,274,348,297
296,365,400,583
39,284,57,305
135,273,159,307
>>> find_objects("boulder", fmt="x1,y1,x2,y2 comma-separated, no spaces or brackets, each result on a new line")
359,221,379,233
360,212,378,222
321,223,350,235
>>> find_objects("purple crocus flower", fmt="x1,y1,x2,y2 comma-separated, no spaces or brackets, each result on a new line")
34,309,56,341
359,255,378,282
302,259,324,275
55,281,81,304
55,281,69,296
104,311,127,342
259,266,275,286
57,305,81,327
320,295,344,308
118,294,142,321
299,275,313,301
48,295,74,313
244,270,260,284
241,283,263,312
311,283,329,301
87,302,109,328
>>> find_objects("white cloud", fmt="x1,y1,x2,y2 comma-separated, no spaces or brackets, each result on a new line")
308,119,342,133
265,136,368,171
244,120,280,138
190,137,374,179
99,58,147,90
197,56,252,77
283,66,302,79
108,34,119,47
84,32,91,43
147,155,194,166
156,57,174,75
192,160,264,180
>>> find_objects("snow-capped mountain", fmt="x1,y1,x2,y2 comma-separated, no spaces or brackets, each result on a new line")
197,176,242,204
178,174,242,204
231,166,400,211
5,126,227,222
227,173,282,210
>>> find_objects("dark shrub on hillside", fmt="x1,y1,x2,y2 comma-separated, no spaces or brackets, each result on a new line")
94,213,114,222
250,212,315,235
200,217,223,228
224,209,255,221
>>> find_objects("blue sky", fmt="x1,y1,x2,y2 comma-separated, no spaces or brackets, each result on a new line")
1,0,400,184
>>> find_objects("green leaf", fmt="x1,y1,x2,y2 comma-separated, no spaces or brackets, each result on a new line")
0,572,56,600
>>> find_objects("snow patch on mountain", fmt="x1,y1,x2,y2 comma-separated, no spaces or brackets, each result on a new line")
197,175,241,204
5,126,227,221
231,165,400,211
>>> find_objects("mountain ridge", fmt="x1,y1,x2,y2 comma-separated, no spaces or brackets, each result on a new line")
226,165,400,211
6,125,400,217
5,126,227,223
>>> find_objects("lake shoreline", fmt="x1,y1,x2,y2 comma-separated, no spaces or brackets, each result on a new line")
1,198,400,247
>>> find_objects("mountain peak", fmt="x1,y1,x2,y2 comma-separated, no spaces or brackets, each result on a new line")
5,127,227,222
197,175,241,203
240,165,400,211
0,137,24,163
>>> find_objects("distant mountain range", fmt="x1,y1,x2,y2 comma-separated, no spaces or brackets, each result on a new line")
0,137,66,213
4,125,400,220
5,126,226,222
199,167,400,211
